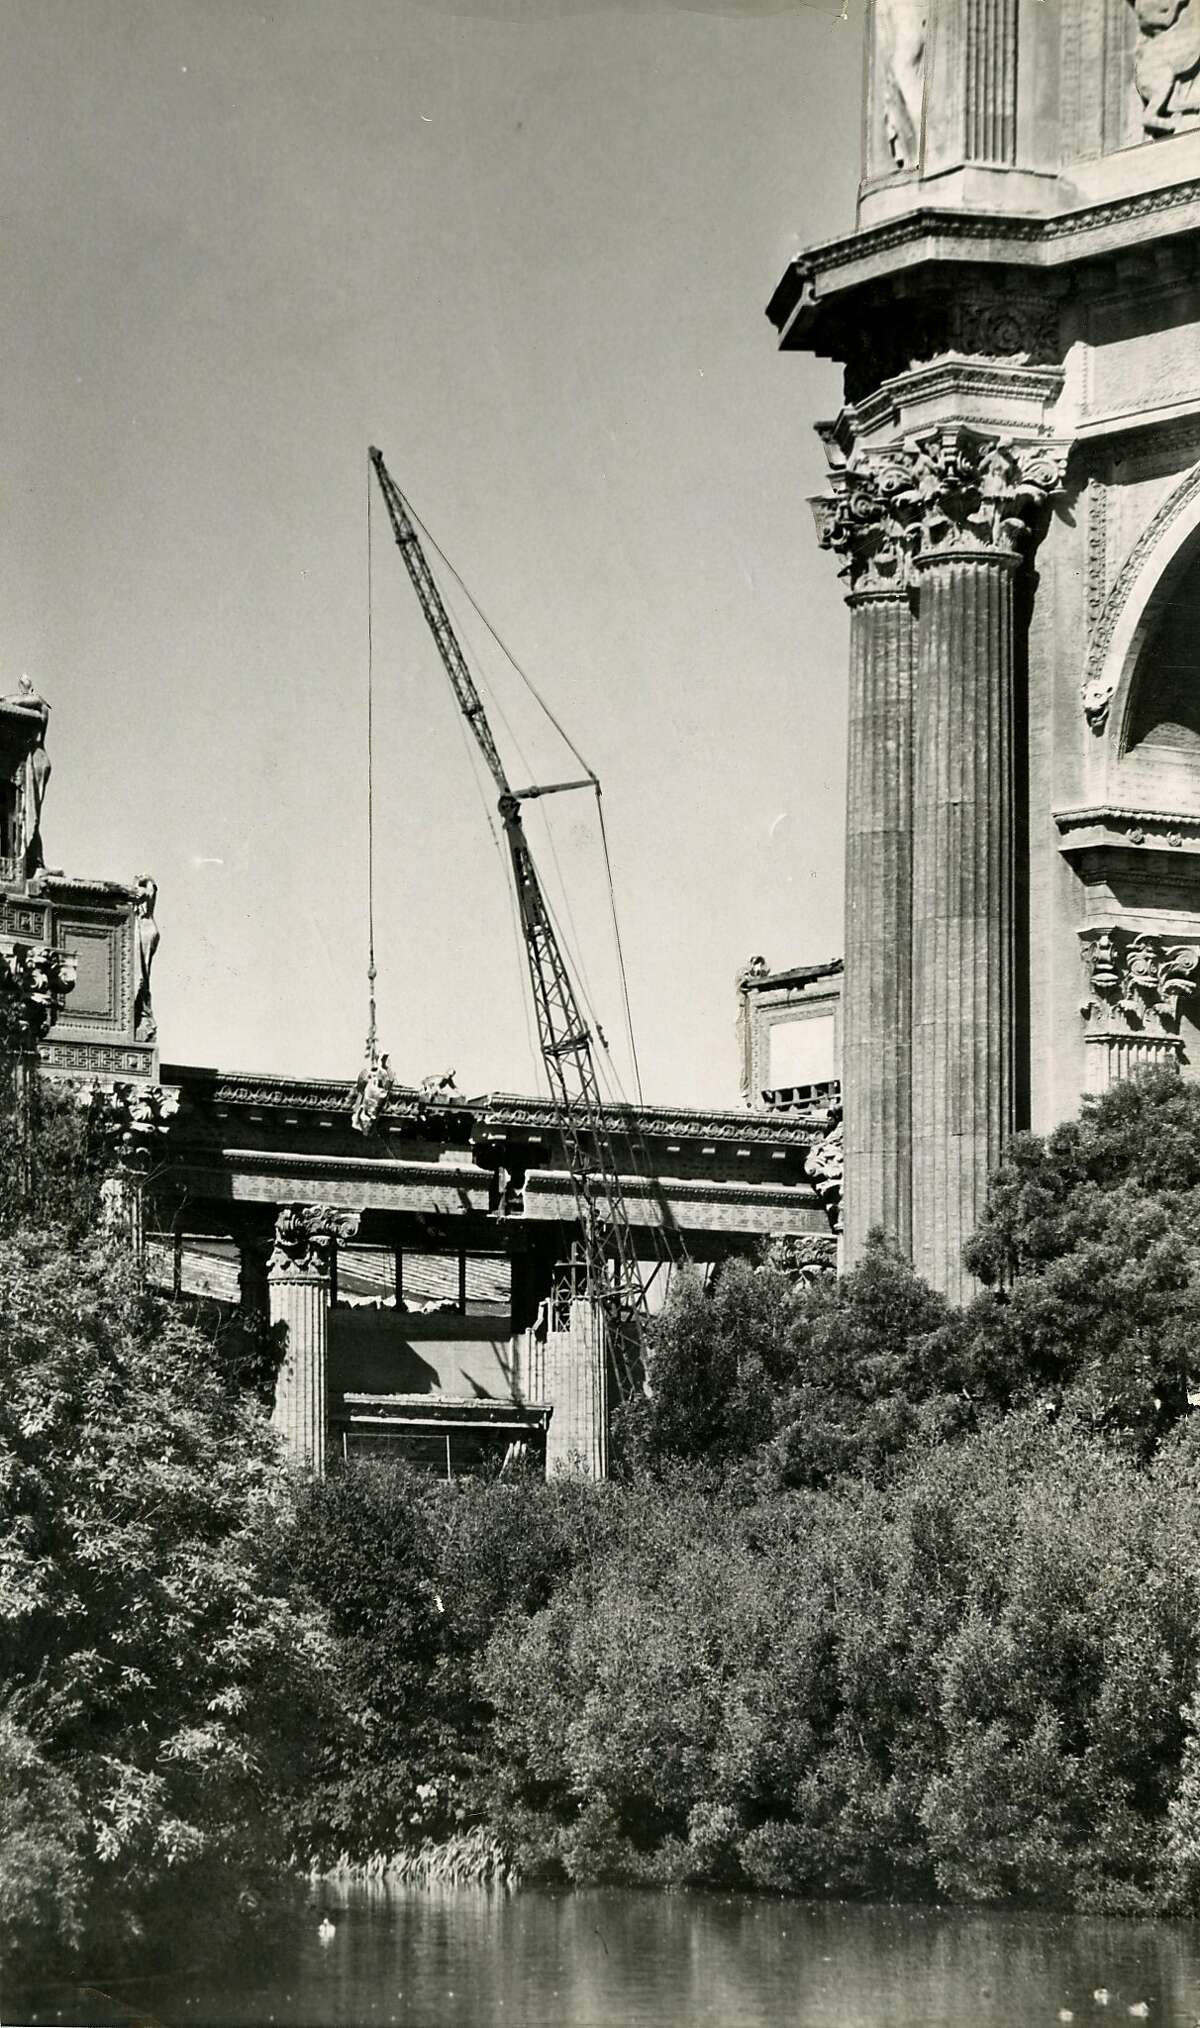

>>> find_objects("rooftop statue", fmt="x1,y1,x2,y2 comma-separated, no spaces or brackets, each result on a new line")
1130,0,1200,135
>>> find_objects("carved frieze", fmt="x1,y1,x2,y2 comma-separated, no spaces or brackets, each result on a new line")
269,1202,361,1278
1079,926,1200,1034
1129,0,1200,137
0,943,76,1049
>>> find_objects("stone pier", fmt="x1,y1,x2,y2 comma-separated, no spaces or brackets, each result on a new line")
267,1205,357,1474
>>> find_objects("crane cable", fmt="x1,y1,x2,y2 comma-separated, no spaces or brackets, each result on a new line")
404,490,645,1108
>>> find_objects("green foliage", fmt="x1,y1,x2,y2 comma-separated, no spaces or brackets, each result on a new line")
0,1227,337,1968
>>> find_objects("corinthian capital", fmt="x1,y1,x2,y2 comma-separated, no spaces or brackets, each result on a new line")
898,429,1068,561
269,1202,360,1278
810,457,919,593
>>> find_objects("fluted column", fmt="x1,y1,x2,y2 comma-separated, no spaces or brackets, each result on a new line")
911,548,1017,1299
905,432,1066,1300
267,1203,358,1472
813,460,916,1261
844,587,915,1259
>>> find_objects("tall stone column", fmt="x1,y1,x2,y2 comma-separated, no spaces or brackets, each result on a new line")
905,432,1065,1301
267,1203,358,1473
813,462,916,1261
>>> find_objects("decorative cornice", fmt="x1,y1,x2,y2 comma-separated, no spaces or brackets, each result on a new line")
768,179,1200,337
161,1064,824,1154
1056,805,1200,853
1079,927,1200,1036
1082,459,1200,731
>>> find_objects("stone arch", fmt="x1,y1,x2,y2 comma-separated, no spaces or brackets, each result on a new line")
1083,466,1200,796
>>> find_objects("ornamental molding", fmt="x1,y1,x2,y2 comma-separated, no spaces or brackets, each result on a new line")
1079,926,1200,1035
269,1202,361,1278
773,178,1200,304
1056,804,1200,852
814,429,1068,587
476,1092,820,1150
1082,458,1200,731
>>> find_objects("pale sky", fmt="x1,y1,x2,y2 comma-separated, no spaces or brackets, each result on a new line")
1,0,860,1108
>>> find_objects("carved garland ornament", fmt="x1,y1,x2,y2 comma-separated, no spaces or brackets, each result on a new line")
1079,926,1200,1035
813,430,1068,593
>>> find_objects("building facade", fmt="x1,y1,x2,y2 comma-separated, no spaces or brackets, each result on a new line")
770,0,1200,1298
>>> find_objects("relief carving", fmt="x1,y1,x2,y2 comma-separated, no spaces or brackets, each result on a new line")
1080,926,1200,1033
876,0,928,170
811,457,920,591
269,1202,360,1277
1129,0,1200,136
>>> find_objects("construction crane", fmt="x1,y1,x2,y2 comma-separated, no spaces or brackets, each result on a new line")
369,446,658,1397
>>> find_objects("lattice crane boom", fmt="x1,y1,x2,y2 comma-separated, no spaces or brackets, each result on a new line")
368,448,651,1380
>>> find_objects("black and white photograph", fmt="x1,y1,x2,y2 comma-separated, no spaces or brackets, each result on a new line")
7,1,1200,2022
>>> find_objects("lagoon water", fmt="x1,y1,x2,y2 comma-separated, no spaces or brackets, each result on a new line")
15,1884,1200,2028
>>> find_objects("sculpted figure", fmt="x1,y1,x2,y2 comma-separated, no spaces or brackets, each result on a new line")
133,876,160,1042
876,0,927,170
1129,0,1200,135
352,1052,394,1136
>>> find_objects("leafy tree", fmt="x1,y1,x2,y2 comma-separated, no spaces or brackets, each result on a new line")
963,1070,1200,1443
0,1226,337,1969
620,1260,800,1473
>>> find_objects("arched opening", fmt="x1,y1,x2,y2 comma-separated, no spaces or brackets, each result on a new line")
1125,544,1200,758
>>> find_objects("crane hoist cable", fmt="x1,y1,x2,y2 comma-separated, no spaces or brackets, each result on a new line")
366,445,684,1389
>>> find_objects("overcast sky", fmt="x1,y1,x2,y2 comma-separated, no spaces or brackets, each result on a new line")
1,0,860,1108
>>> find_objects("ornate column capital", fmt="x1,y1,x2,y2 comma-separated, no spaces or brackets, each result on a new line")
813,431,1068,589
269,1203,360,1280
811,457,919,594
1080,927,1200,1038
0,942,76,1049
900,429,1069,564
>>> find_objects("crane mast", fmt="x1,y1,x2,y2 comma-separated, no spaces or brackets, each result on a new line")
368,448,652,1390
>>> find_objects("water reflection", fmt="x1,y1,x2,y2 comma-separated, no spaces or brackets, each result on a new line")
14,1883,1200,2027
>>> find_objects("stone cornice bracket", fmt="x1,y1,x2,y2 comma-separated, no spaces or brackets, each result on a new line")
0,942,76,1048
269,1202,360,1279
1079,926,1200,1036
810,455,920,594
900,430,1069,564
